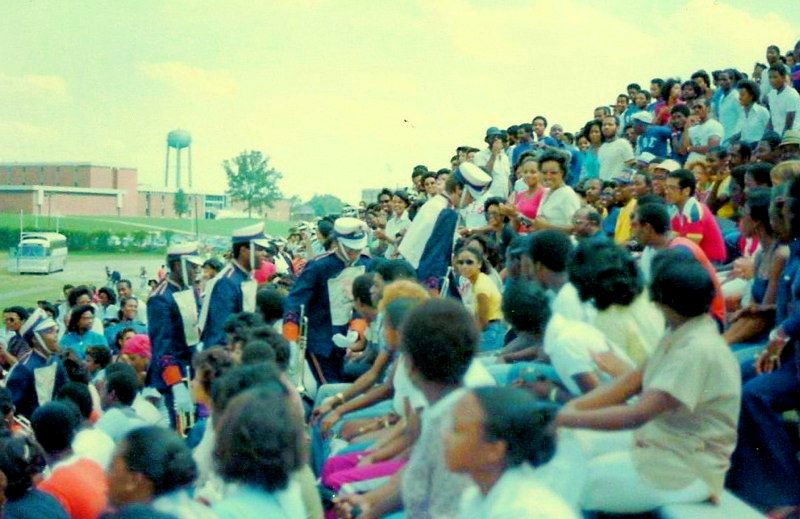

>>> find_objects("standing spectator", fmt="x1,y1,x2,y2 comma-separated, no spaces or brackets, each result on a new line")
647,78,665,113
716,69,744,142
766,62,800,136
684,97,724,163
510,123,533,168
598,115,635,181
666,169,727,264
117,279,148,325
473,127,510,199
59,305,108,359
691,70,714,102
761,45,791,102
654,79,683,126
377,190,411,259
579,120,603,181
732,79,770,146
2,306,30,367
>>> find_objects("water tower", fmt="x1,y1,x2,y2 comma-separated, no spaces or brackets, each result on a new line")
165,129,192,188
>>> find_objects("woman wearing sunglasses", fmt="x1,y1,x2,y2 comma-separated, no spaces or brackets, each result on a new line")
455,247,505,352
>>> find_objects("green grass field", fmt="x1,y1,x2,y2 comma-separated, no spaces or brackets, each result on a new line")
0,214,293,237
1,252,164,308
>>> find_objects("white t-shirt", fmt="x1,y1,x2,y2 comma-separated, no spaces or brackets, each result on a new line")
458,463,578,519
551,282,596,324
767,86,800,135
392,356,495,415
598,138,634,181
537,186,581,227
687,118,725,163
543,314,633,396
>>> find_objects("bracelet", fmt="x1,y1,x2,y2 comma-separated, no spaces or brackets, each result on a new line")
548,388,558,403
769,328,790,344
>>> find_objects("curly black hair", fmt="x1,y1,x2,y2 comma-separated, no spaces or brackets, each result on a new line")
191,347,234,397
472,386,556,467
121,427,197,496
214,386,304,492
502,280,551,335
568,241,643,310
400,299,477,386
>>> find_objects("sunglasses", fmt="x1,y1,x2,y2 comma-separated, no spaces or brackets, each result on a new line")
457,259,476,265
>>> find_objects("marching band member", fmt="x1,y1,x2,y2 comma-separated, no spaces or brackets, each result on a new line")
398,162,492,290
284,217,371,384
146,242,203,428
198,223,270,348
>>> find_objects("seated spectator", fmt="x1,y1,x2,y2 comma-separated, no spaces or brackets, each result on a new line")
455,246,505,352
612,169,637,245
0,435,68,518
727,176,800,512
95,363,148,441
666,168,727,263
531,151,581,231
557,251,741,513
571,206,605,243
2,306,30,367
213,386,306,518
568,241,665,366
334,299,486,519
85,345,112,383
445,387,577,518
684,97,724,164
706,146,735,218
686,158,713,204
32,401,109,519
723,188,787,356
190,347,234,495
732,79,769,147
107,426,212,518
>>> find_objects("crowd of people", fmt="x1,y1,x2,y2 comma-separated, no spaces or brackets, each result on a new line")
1,40,800,519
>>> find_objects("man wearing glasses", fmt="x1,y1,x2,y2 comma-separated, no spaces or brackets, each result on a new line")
683,98,724,163
2,307,30,368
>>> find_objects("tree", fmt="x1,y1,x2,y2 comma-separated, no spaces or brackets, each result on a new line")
173,189,190,218
223,150,283,218
307,194,346,217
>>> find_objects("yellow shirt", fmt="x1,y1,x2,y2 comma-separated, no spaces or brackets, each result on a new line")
614,198,637,245
472,273,503,323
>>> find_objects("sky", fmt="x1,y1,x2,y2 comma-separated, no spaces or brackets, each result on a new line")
1,0,798,204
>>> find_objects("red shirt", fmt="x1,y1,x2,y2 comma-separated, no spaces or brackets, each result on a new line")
669,237,725,324
670,198,727,263
514,187,545,233
38,458,108,519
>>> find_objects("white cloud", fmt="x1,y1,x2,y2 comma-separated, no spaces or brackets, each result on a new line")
138,61,238,98
0,74,67,98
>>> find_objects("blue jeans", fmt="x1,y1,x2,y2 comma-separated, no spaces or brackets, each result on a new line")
727,351,800,507
479,321,506,352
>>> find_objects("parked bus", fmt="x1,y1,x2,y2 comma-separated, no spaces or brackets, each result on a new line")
12,232,68,274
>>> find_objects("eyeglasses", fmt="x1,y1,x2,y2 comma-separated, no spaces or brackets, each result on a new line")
457,259,476,265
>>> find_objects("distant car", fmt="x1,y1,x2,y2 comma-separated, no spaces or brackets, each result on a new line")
107,236,122,246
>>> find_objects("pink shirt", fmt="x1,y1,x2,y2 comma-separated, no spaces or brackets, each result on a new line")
514,187,545,232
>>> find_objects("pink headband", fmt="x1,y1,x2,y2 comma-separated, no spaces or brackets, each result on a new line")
122,334,152,359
